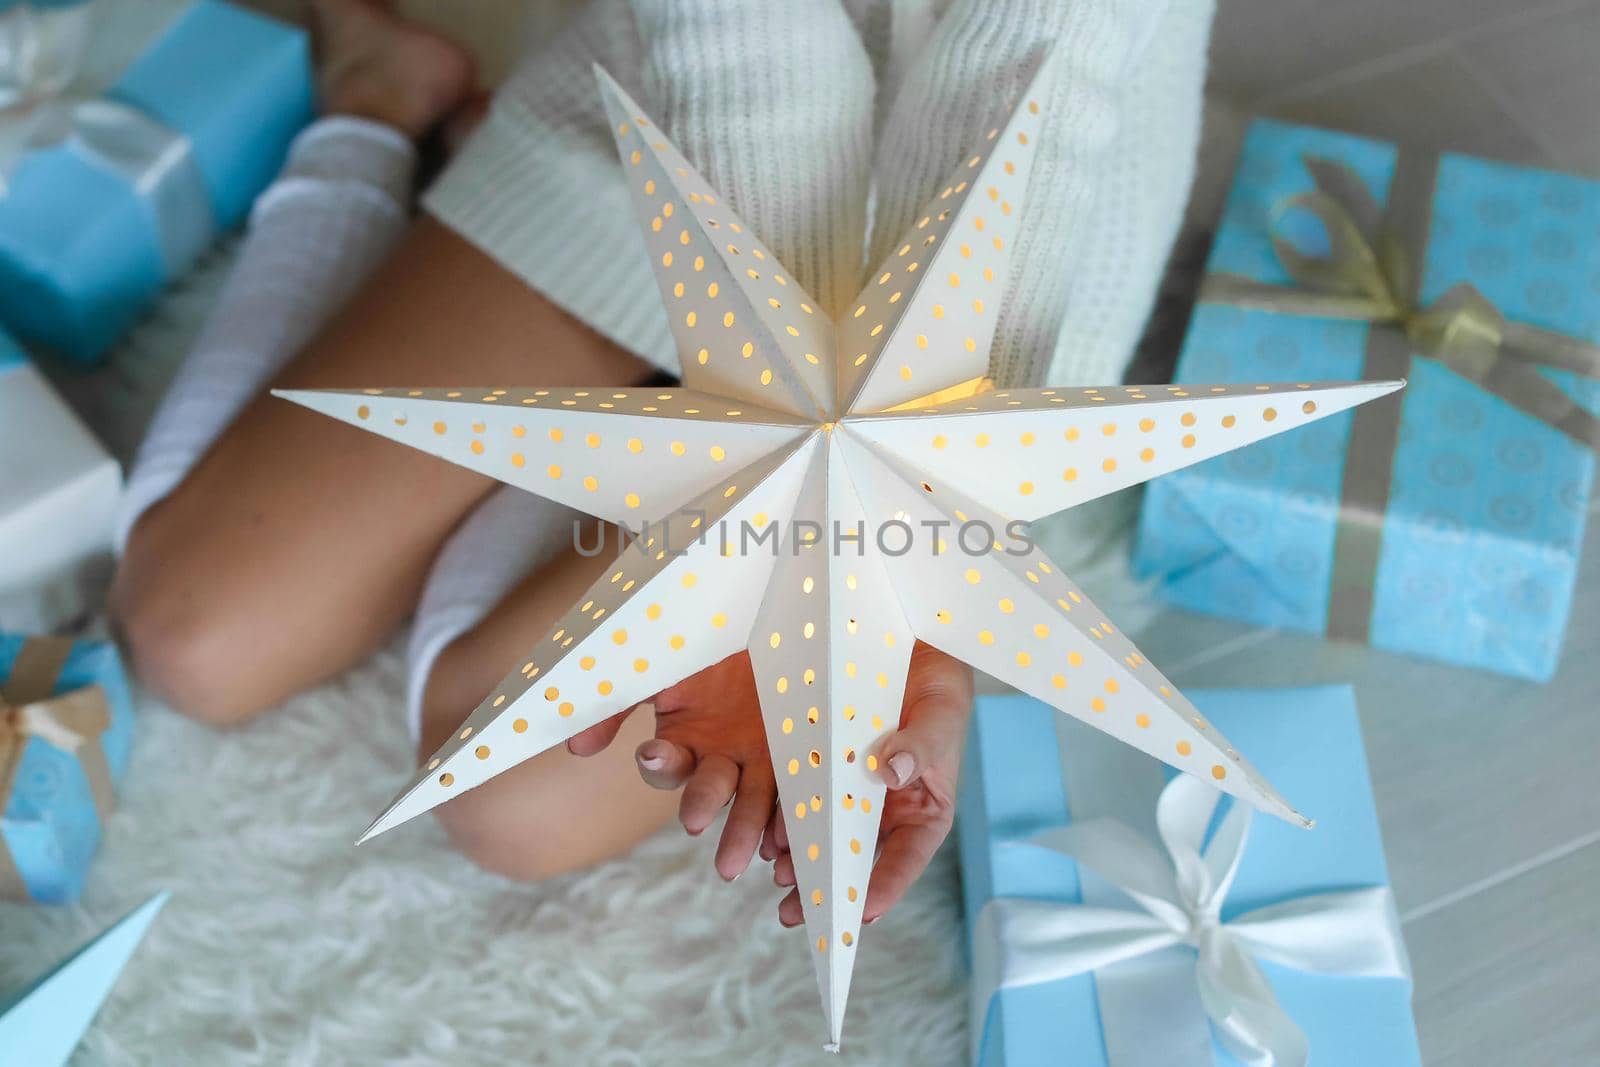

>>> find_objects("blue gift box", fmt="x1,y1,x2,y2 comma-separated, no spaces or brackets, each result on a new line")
1133,120,1599,681
0,0,312,363
958,686,1420,1066
1,634,134,903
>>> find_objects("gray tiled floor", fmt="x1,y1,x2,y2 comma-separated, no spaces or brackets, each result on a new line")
1212,0,1600,177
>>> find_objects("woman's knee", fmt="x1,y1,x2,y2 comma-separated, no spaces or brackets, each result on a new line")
112,505,277,728
429,780,589,882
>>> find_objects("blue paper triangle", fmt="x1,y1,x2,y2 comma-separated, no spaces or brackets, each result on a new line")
0,892,169,1067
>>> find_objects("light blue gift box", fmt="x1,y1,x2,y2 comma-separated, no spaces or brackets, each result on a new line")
1133,120,1599,682
0,0,312,363
1,634,134,903
958,686,1421,1066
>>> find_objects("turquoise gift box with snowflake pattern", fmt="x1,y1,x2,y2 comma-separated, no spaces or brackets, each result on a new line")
1134,119,1600,681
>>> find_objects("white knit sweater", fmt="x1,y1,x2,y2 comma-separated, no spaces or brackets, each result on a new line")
425,0,1214,389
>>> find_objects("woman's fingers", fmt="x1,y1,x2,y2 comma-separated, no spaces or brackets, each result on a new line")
876,643,973,788
862,819,946,923
777,887,803,927
566,710,630,757
773,850,795,888
758,805,784,861
678,754,740,836
634,737,696,789
715,771,774,881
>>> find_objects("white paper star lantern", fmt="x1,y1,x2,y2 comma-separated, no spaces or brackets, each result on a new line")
276,63,1401,1048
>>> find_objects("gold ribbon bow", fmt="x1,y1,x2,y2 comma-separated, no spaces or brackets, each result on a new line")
1,636,114,901
1201,156,1600,448
1198,152,1600,641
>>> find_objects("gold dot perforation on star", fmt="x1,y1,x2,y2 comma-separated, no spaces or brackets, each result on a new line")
839,76,1052,415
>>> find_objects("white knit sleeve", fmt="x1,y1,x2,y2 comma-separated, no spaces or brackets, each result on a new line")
868,0,1213,389
423,0,877,371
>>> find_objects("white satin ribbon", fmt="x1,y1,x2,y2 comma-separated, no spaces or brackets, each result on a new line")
971,774,1410,1067
0,6,214,275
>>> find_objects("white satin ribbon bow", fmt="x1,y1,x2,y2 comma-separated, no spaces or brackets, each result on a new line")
0,6,213,273
971,774,1410,1067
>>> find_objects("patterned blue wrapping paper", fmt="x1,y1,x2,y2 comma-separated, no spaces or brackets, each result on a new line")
0,0,312,362
957,687,1420,1066
1133,120,1599,681
1,634,134,904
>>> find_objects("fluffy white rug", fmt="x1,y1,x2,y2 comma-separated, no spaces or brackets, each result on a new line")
2,641,972,1066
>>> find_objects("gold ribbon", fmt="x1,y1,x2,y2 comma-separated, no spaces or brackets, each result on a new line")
1198,153,1600,640
1,636,114,901
1201,156,1600,447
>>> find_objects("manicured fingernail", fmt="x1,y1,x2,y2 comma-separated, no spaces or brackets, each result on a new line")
887,751,916,787
866,915,881,926
638,753,665,770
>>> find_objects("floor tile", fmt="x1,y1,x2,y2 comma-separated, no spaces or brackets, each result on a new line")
1207,0,1579,103
1458,2,1600,175
1257,46,1551,166
1406,838,1600,1065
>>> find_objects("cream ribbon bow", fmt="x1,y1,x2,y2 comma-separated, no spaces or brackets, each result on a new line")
1,635,115,901
971,774,1410,1067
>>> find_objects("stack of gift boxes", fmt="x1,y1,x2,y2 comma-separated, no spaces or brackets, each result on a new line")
1,0,311,906
959,118,1597,1063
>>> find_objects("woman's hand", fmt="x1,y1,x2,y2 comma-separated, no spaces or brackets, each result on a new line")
573,651,777,881
568,640,974,924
